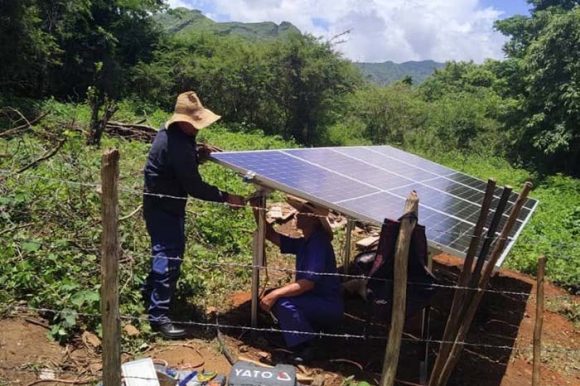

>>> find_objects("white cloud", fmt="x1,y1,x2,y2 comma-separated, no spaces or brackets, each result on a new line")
167,0,507,63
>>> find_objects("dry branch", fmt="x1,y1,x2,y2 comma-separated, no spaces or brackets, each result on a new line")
26,378,98,386
0,110,49,138
104,120,157,141
16,139,66,174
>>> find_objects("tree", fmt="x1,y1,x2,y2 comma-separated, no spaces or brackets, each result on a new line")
267,33,361,143
0,0,60,95
131,32,361,145
495,0,580,174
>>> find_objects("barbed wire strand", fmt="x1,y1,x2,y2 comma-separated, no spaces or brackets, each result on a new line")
6,305,531,351
119,251,536,298
0,168,532,241
3,171,580,249
6,304,580,356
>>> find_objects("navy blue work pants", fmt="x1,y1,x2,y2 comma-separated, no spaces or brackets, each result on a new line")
273,295,343,348
143,208,185,325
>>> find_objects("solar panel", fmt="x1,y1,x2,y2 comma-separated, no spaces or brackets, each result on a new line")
211,146,538,266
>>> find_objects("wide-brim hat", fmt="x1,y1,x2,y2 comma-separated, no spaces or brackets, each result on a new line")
286,196,333,240
165,91,221,130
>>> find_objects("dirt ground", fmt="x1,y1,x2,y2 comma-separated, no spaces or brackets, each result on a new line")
1,253,578,386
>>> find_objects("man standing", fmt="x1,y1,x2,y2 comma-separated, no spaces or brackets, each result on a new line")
143,91,245,339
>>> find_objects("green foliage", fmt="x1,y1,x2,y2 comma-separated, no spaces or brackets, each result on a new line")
331,84,427,146
494,1,580,175
0,0,164,99
131,32,361,145
355,60,445,85
0,0,61,94
0,100,297,340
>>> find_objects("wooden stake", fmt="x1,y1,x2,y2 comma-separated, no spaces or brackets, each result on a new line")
380,191,419,386
429,179,496,386
470,186,512,288
533,255,546,386
100,149,121,386
251,194,266,328
436,182,533,385
343,218,354,275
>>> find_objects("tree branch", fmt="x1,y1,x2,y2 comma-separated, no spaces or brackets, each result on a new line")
16,139,66,174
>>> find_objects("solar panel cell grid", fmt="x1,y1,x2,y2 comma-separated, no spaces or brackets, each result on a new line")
212,145,537,265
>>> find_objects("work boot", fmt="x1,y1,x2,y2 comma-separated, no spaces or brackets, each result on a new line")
151,322,186,340
291,342,316,365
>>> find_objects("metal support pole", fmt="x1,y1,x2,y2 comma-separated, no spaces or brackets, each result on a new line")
343,218,354,274
251,194,267,328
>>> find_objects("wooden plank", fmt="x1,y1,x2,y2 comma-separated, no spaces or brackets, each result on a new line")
533,255,546,386
356,235,380,249
100,149,121,386
380,191,419,386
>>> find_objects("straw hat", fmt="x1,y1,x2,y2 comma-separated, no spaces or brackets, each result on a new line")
287,196,333,240
165,91,221,130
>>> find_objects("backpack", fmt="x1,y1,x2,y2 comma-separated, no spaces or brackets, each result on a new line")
354,217,438,321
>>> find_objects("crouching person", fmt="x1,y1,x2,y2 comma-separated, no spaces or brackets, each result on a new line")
250,196,343,364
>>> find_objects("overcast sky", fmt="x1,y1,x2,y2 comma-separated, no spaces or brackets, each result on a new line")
166,0,531,63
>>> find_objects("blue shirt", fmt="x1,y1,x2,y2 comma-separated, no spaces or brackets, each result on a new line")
280,229,341,299
143,127,226,216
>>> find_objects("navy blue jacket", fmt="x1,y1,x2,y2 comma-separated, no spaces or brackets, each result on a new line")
143,127,226,216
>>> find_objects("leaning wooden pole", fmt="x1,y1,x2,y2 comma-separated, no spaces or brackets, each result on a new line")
380,191,419,386
469,186,512,288
428,179,496,385
100,149,121,386
532,255,546,386
436,182,533,385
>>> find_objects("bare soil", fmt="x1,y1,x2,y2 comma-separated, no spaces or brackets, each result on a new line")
1,254,578,386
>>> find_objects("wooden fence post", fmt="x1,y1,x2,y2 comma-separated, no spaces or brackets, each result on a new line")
251,194,266,328
380,191,419,386
533,255,546,386
100,149,121,386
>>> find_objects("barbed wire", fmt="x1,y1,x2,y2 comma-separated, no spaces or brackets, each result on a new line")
1,169,488,240
6,304,530,351
4,168,580,250
120,251,536,298
6,304,580,356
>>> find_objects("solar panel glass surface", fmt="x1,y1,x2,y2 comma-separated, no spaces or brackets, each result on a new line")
212,146,537,265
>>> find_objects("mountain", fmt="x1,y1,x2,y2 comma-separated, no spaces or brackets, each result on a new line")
155,7,301,40
355,60,446,85
156,8,443,84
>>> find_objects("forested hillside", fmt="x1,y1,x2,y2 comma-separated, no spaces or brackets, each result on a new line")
355,60,446,85
0,0,579,343
155,7,300,40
